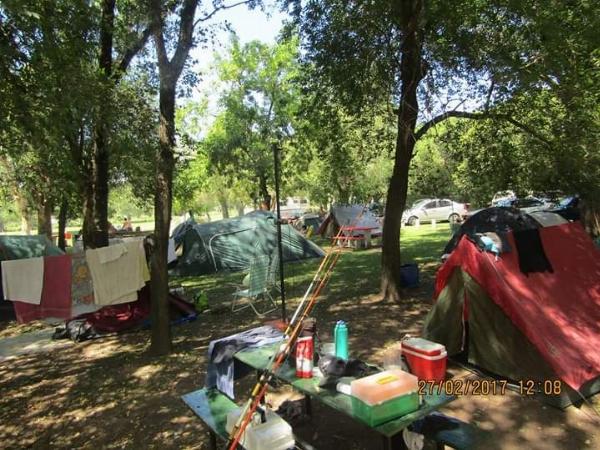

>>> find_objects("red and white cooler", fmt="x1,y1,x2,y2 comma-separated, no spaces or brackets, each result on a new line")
402,337,447,382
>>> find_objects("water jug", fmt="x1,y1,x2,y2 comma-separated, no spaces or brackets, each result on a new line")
334,320,348,360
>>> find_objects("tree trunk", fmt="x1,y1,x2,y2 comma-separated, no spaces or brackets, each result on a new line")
14,192,32,235
58,197,68,251
381,1,424,301
91,0,115,249
237,202,245,216
92,124,110,248
149,0,199,356
219,195,229,219
258,173,271,208
581,198,600,237
36,196,53,240
82,178,96,248
150,81,176,356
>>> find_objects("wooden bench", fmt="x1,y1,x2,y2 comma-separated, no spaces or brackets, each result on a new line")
182,388,317,450
182,388,235,450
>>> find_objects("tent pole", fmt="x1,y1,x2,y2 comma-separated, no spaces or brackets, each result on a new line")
273,142,287,322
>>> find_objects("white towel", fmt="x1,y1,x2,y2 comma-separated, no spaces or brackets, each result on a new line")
86,240,150,306
1,257,44,304
98,243,127,264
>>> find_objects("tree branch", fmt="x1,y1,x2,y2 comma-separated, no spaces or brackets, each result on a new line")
170,0,199,77
193,0,253,28
115,26,153,78
414,110,553,148
149,0,169,69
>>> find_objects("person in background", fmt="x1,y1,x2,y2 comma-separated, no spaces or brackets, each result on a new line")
121,216,133,232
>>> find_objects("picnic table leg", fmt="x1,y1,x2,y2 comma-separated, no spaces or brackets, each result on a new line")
364,230,372,248
304,394,312,417
209,430,217,450
382,432,408,450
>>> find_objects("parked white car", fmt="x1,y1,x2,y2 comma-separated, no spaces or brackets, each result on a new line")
402,199,468,226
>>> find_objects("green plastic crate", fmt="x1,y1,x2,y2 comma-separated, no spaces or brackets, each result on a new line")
351,391,419,427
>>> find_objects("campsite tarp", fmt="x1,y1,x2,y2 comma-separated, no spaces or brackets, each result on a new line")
318,205,382,237
427,222,600,392
171,211,324,276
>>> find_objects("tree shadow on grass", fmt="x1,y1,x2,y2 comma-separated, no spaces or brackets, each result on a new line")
0,227,597,449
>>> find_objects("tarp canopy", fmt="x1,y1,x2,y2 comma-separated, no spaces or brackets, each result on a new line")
0,235,64,260
318,205,382,237
171,211,324,276
425,222,600,398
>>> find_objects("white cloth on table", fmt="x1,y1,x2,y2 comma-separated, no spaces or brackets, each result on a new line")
86,240,150,306
1,257,44,304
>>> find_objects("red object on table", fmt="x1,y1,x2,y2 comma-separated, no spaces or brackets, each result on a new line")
403,348,447,382
295,336,314,378
402,338,447,382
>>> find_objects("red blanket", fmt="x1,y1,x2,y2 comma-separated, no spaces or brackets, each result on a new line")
435,222,600,390
14,254,72,323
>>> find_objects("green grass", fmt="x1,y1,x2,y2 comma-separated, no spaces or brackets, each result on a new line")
170,222,453,307
400,223,453,264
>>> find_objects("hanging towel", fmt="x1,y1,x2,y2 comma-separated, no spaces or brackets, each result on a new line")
513,228,554,275
1,257,44,304
86,240,150,306
13,254,72,323
98,243,127,264
205,326,283,398
71,253,95,305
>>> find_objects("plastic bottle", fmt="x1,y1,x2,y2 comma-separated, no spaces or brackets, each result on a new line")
334,320,348,360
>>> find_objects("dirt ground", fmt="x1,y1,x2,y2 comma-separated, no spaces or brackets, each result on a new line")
0,249,599,449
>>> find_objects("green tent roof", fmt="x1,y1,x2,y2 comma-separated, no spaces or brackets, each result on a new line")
0,235,64,260
172,211,324,276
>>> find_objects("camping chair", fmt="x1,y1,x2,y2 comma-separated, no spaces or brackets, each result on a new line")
232,255,278,316
267,252,281,294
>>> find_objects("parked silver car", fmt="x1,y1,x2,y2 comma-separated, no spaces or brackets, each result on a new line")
402,199,468,226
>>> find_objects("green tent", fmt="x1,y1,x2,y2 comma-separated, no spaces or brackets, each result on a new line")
0,235,64,260
171,211,325,276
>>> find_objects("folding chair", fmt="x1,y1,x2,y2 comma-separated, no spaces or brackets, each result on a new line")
267,252,281,294
231,255,277,316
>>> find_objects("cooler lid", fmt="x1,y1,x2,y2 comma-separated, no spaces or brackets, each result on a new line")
351,369,418,405
402,337,445,356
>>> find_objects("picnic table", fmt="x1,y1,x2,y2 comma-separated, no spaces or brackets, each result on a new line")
234,343,456,450
182,337,487,450
334,225,379,249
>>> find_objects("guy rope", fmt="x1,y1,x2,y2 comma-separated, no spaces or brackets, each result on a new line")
225,205,369,450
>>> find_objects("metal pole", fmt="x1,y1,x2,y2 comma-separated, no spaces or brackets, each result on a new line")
273,143,287,322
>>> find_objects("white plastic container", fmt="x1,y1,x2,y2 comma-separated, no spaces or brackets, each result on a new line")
225,407,294,450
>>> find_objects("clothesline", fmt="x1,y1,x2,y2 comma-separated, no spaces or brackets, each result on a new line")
1,238,151,324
